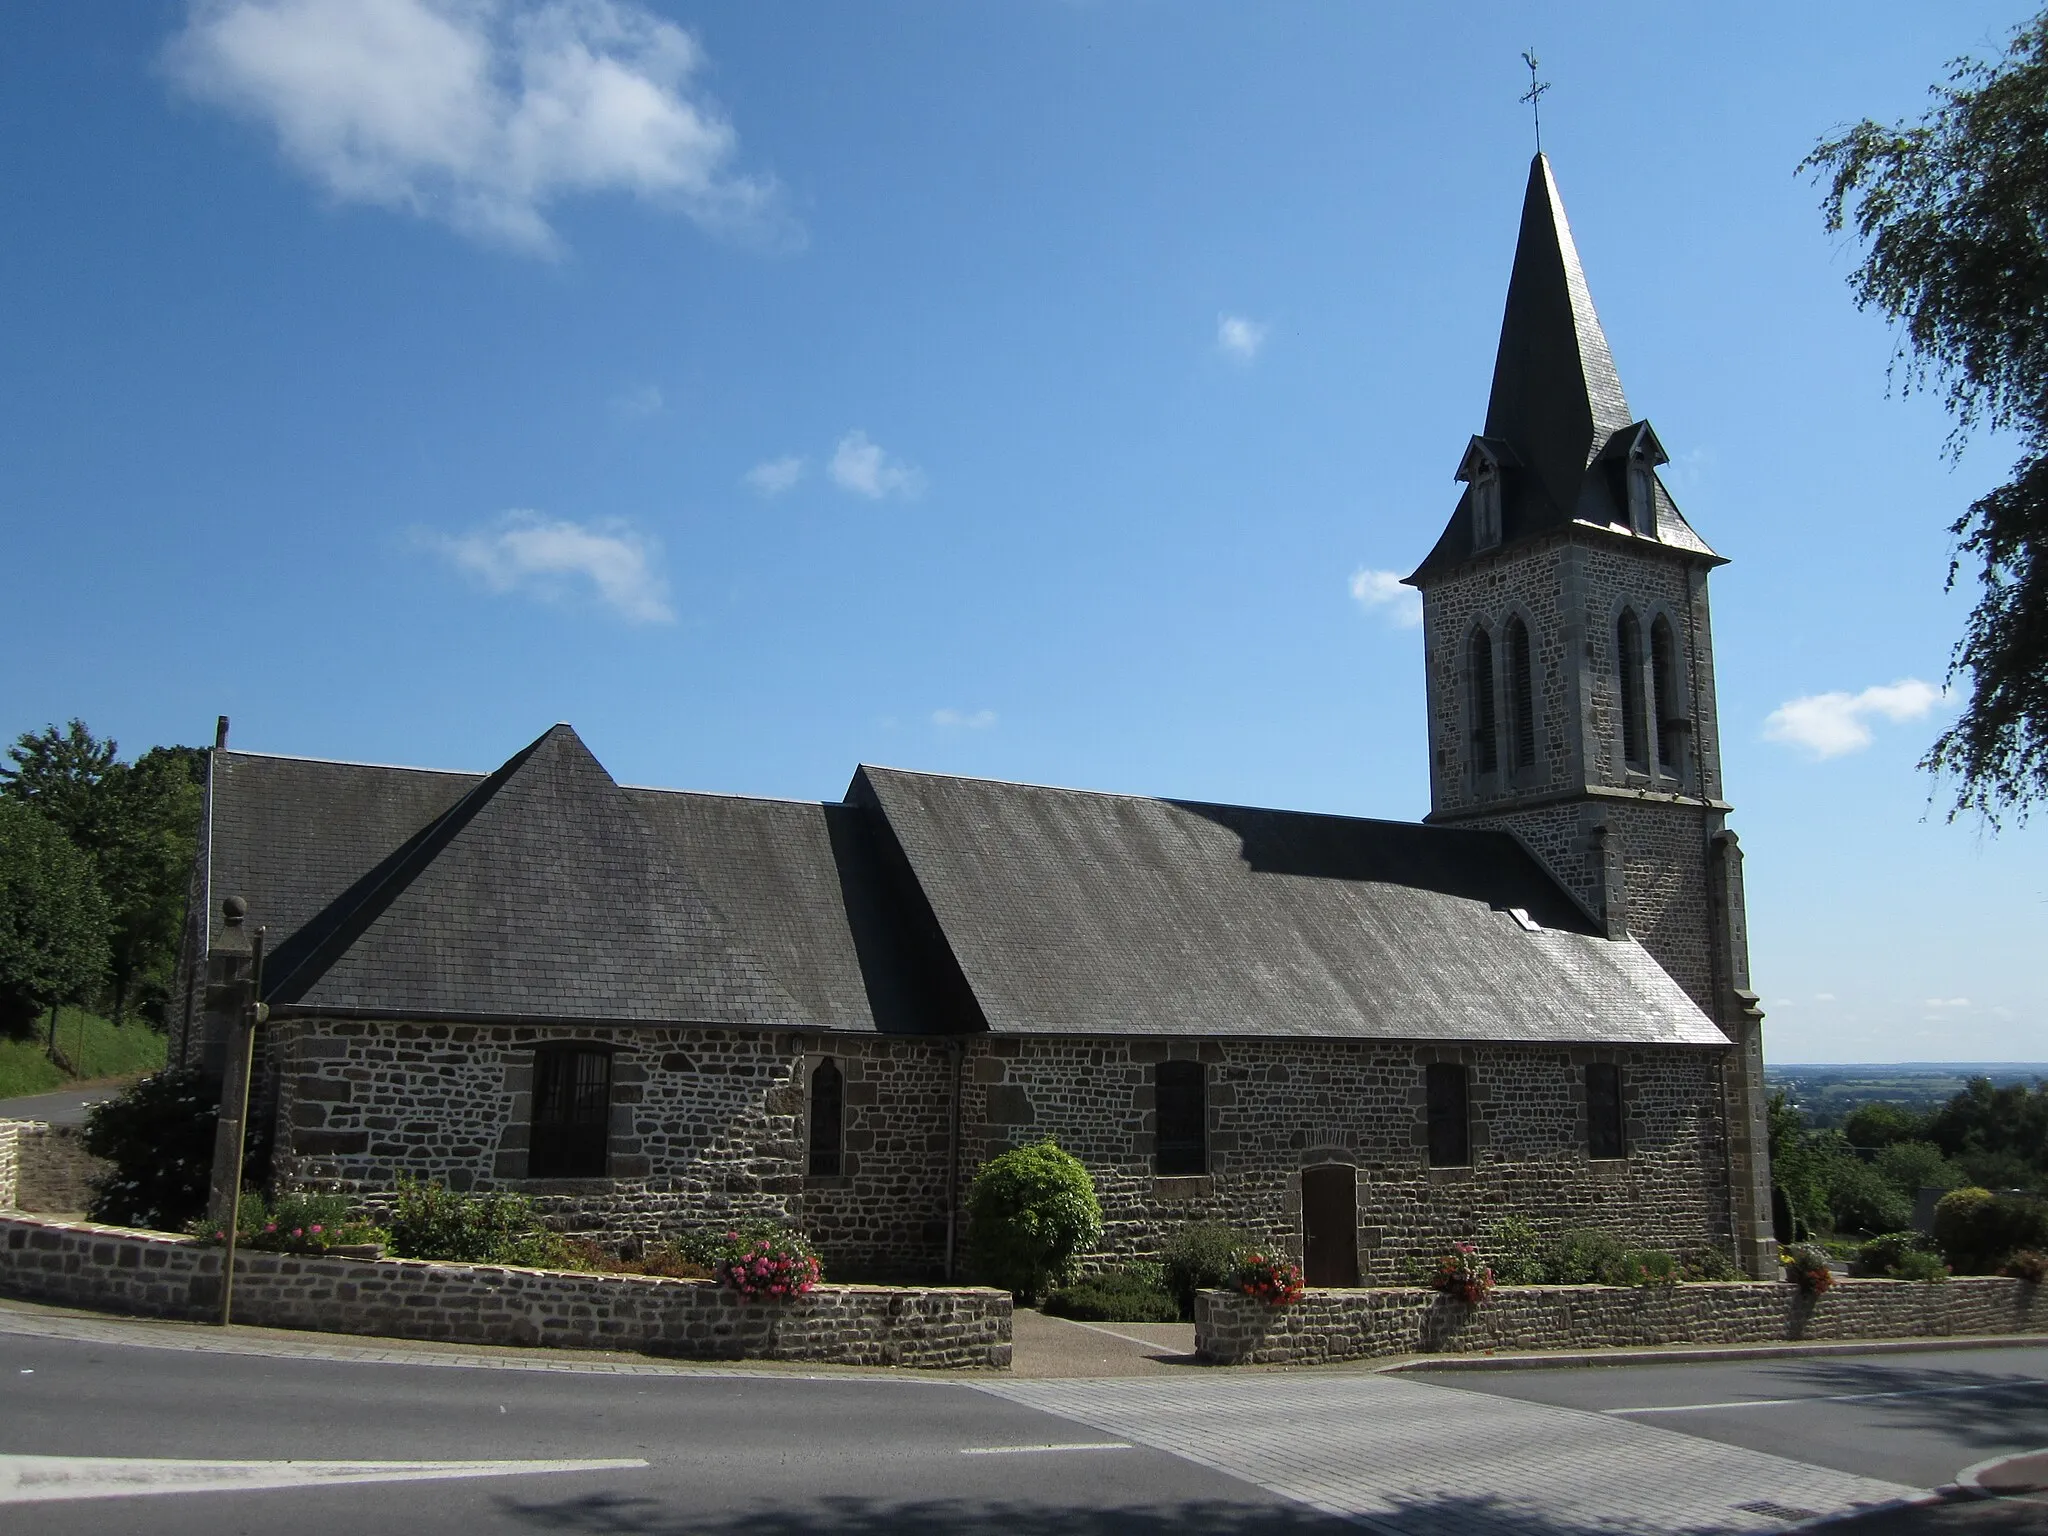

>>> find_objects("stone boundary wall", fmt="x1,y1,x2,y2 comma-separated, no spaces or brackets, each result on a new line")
1196,1278,2044,1366
0,1122,108,1214
0,1214,1010,1369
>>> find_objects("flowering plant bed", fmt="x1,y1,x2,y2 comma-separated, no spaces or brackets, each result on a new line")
1229,1251,1304,1306
1429,1242,1495,1306
713,1228,823,1300
1781,1242,1835,1295
194,1191,388,1257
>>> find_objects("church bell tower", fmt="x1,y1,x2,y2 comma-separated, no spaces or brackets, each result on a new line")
1406,154,1774,1277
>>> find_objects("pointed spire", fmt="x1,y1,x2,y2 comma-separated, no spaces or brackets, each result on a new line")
1484,153,1634,519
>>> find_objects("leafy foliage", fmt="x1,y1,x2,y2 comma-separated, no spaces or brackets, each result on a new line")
0,802,110,1036
1485,1216,1549,1286
1159,1222,1254,1319
385,1176,585,1268
965,1139,1103,1303
199,1189,388,1254
1042,1262,1178,1323
1547,1228,1630,1285
81,1067,218,1232
1804,16,2048,820
1932,1186,2048,1274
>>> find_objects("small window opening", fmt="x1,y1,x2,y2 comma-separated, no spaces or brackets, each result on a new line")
1627,460,1656,536
530,1047,612,1179
808,1058,844,1177
1425,1062,1470,1167
1587,1062,1626,1159
1650,616,1682,775
1505,616,1536,771
1468,628,1498,777
1472,467,1502,550
1156,1060,1207,1176
1617,610,1648,770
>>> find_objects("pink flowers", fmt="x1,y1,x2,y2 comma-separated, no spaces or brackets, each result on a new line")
1430,1242,1495,1307
713,1230,822,1301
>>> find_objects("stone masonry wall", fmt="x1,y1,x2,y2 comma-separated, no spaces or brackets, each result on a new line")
0,1213,1010,1369
1197,1277,2044,1366
268,1021,955,1280
0,1121,107,1215
965,1036,1734,1283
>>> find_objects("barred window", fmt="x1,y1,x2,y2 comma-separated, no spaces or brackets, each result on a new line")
1650,615,1681,774
530,1047,611,1178
1468,628,1498,776
808,1058,844,1177
1156,1060,1207,1176
1426,1062,1470,1168
1587,1062,1626,1159
1505,615,1536,771
1617,609,1648,770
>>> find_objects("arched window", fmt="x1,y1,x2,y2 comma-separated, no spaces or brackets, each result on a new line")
1468,628,1498,776
1617,610,1648,770
1505,616,1535,772
808,1058,844,1177
1650,615,1681,775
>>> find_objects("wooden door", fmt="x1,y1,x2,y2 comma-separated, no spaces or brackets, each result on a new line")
1301,1164,1359,1287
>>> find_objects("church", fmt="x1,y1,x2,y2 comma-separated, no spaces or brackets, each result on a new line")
171,154,1776,1285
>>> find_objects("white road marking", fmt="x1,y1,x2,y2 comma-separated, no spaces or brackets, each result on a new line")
1057,1319,1192,1353
957,1442,1133,1456
1606,1378,2048,1416
0,1455,649,1504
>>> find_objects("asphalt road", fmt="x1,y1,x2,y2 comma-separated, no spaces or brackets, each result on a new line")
0,1331,1346,1536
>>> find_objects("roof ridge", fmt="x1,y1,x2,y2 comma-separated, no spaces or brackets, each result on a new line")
221,749,484,777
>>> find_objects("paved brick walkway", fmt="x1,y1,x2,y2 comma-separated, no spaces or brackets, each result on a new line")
973,1373,1917,1535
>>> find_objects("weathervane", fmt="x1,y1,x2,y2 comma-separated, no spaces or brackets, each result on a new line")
1520,49,1550,153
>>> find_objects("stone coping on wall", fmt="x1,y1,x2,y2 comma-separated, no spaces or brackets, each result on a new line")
0,1213,1010,1370
1195,1278,2044,1366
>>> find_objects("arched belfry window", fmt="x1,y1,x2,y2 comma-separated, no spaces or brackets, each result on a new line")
808,1058,844,1177
1650,615,1682,775
1505,616,1535,772
1617,610,1648,770
1467,627,1498,776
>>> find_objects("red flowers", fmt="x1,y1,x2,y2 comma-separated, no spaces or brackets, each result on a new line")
1230,1252,1305,1306
1429,1242,1495,1307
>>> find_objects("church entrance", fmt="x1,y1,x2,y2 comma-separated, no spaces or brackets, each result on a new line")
1300,1164,1359,1287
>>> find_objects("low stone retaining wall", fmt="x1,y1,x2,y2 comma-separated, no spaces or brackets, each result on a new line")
0,1122,108,1214
1196,1278,2044,1365
0,1214,1010,1369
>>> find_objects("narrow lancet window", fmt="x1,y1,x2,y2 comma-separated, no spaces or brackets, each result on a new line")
1505,616,1535,772
1617,610,1647,770
1468,628,1498,776
808,1058,844,1177
1426,1063,1470,1167
1155,1060,1207,1176
1650,616,1681,774
1587,1063,1626,1159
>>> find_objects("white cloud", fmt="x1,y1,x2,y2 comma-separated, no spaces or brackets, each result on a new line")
829,431,924,500
1923,997,1971,1009
1216,313,1268,363
610,382,662,420
427,510,673,622
1349,567,1422,628
1762,678,1945,758
743,455,804,496
931,708,996,730
1813,993,1836,1003
166,0,786,255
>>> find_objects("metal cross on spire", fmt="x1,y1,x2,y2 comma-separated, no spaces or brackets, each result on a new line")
1520,49,1550,154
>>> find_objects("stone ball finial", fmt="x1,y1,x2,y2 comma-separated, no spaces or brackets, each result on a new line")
223,895,248,925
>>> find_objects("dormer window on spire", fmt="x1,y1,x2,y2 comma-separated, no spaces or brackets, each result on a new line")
1627,454,1656,537
1473,465,1502,551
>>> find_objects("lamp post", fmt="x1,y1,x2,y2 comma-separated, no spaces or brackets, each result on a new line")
217,927,267,1329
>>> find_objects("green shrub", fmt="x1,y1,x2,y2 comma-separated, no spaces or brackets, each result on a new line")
2004,1249,2047,1283
196,1189,388,1254
1486,1217,1548,1286
385,1176,586,1268
1608,1249,1681,1287
668,1219,805,1268
1929,1187,2048,1274
966,1139,1102,1303
1894,1250,1951,1283
1824,1158,1914,1235
1680,1245,1740,1281
1548,1228,1628,1285
1873,1140,1968,1200
82,1067,218,1231
1043,1263,1177,1323
1856,1230,1934,1278
1160,1223,1253,1319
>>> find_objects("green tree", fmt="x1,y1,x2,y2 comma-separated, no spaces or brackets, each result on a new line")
1,724,203,1026
966,1139,1103,1303
1804,15,2048,821
0,801,110,1036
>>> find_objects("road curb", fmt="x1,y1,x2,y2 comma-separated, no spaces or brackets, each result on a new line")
1377,1333,2048,1373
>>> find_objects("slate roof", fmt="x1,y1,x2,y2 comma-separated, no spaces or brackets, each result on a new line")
1410,154,1719,582
201,730,1726,1047
852,765,1728,1047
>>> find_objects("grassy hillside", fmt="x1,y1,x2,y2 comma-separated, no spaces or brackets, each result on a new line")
0,1007,167,1102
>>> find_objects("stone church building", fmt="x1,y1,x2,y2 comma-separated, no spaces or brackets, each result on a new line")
173,154,1775,1283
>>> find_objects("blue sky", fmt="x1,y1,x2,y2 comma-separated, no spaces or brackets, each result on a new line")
3,2,2041,1064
